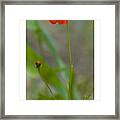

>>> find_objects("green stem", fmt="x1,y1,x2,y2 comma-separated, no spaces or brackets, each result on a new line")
67,21,73,99
37,67,56,100
45,81,55,100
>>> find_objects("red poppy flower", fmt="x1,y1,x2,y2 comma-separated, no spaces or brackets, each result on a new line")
49,20,68,25
49,20,58,24
58,20,68,24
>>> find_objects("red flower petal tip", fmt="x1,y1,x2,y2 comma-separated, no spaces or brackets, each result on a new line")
49,20,58,24
49,20,68,25
58,20,68,24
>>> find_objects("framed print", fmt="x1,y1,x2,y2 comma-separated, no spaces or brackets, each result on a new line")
0,0,119,119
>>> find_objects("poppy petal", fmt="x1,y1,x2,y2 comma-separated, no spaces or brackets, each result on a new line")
49,20,58,24
58,20,68,24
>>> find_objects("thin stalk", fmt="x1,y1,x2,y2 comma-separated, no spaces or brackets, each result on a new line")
67,21,73,99
37,67,56,100
45,81,55,99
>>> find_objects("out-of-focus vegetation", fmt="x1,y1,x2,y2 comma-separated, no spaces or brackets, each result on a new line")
26,20,94,100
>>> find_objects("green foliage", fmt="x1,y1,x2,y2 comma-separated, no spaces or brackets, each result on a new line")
77,78,93,100
26,45,44,78
27,20,69,99
27,45,68,99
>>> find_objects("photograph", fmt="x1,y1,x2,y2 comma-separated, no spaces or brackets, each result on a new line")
26,20,94,100
2,1,118,118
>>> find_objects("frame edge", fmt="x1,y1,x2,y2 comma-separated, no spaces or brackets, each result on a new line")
1,0,119,119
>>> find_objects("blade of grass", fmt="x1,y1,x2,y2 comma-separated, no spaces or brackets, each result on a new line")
67,22,74,99
27,20,69,81
27,45,68,99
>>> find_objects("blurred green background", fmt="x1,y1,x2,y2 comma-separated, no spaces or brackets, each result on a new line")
26,20,94,100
